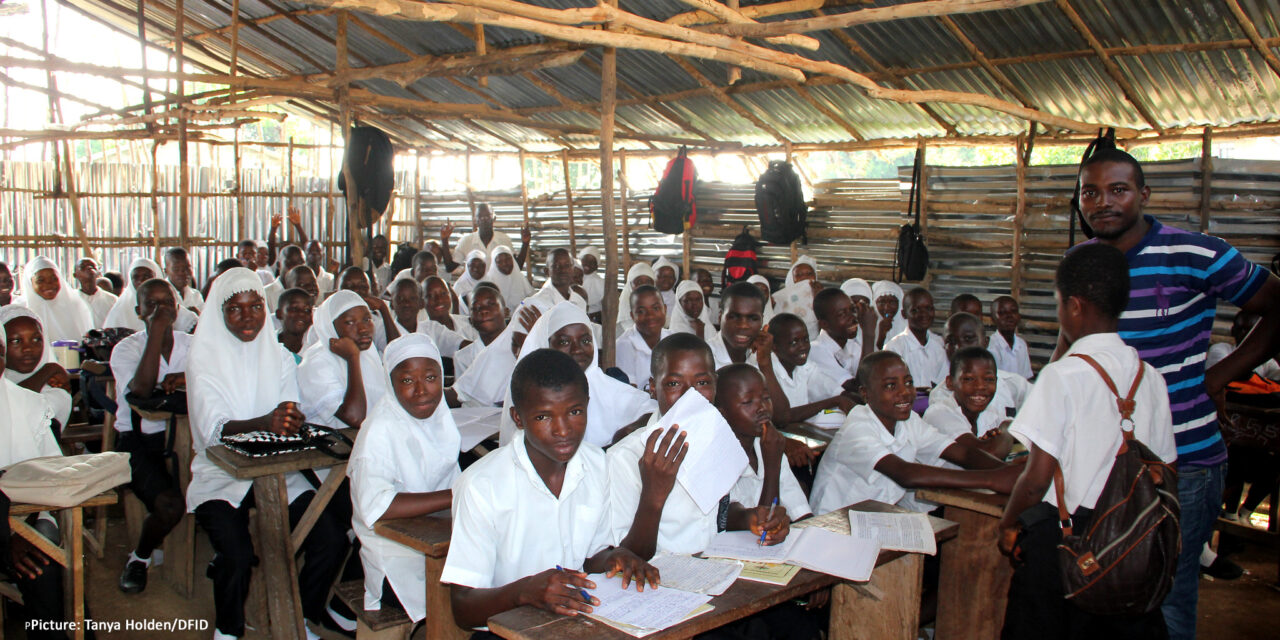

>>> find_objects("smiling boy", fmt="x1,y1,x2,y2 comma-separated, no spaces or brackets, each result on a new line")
615,285,671,391
884,288,948,390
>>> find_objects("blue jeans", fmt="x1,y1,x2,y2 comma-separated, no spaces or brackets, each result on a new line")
1161,462,1225,640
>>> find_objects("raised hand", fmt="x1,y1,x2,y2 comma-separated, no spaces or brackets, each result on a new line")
638,426,688,506
440,221,455,244
287,206,302,227
328,336,360,362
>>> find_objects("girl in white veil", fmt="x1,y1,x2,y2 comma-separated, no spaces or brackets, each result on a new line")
482,244,535,311
105,257,197,332
0,306,72,429
298,290,390,429
871,280,908,347
614,262,656,334
20,256,94,343
668,280,716,341
451,249,488,314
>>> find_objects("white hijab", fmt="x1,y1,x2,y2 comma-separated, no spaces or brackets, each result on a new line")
841,278,873,301
483,244,535,311
0,321,59,466
370,334,461,471
616,262,657,334
0,306,55,385
872,280,908,338
498,302,655,448
746,274,775,324
784,255,818,288
20,257,94,343
298,290,389,428
452,299,539,407
453,249,488,305
777,256,820,337
668,280,716,341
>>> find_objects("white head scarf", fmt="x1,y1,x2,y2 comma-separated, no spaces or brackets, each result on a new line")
615,262,657,333
872,280,908,338
20,257,94,343
103,257,198,333
783,255,818,289
452,299,539,407
577,246,601,264
453,249,488,304
188,268,296,440
298,290,389,427
652,257,680,284
745,274,776,324
841,278,873,301
0,306,55,384
668,280,716,340
776,256,820,337
498,302,655,448
483,245,535,311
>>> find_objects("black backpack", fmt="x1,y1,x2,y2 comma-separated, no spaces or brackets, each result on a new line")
722,227,762,288
754,160,807,245
338,125,395,226
649,147,697,235
896,152,929,281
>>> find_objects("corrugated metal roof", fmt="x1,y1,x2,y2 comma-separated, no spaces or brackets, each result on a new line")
59,0,1280,151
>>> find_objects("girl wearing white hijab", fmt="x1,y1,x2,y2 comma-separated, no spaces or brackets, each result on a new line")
668,280,717,342
20,256,94,343
450,300,541,408
482,244,535,312
651,257,680,313
746,274,776,324
614,262,657,334
349,334,459,623
871,280,908,348
614,285,671,393
775,255,821,338
186,267,348,639
451,249,488,314
299,290,390,430
497,302,655,447
577,246,605,315
105,257,197,333
840,278,874,306
0,306,72,430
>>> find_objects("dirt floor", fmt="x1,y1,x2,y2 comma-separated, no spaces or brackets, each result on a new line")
3,506,1278,639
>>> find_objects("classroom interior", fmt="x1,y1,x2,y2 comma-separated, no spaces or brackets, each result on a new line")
3,0,1280,638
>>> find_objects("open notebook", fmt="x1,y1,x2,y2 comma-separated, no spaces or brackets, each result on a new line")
701,528,880,583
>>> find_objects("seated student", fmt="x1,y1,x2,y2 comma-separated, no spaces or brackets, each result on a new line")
284,264,321,302
73,257,118,329
998,243,1175,639
775,256,822,338
203,258,246,301
0,260,25,308
885,287,948,390
692,267,720,323
339,266,400,351
443,349,658,628
275,288,314,359
187,268,349,639
767,313,855,424
652,257,680,312
746,275,776,324
255,241,272,280
452,249,488,314
305,239,335,297
929,311,1030,414
349,334,459,623
840,277,873,311
669,280,716,341
164,246,205,313
578,247,605,318
110,279,191,594
106,257,198,333
989,295,1033,379
423,276,479,343
498,302,655,447
529,248,588,312
809,287,877,384
923,346,1014,461
950,293,982,319
483,245,535,312
615,285,671,391
263,245,306,313
871,280,907,349
389,276,470,358
235,239,267,285
300,290,390,430
810,351,1014,515
454,283,507,378
450,302,539,409
0,321,72,640
615,263,657,333
21,256,95,343
1,307,72,432
710,282,769,370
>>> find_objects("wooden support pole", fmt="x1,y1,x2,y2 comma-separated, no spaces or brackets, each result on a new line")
61,141,94,259
338,11,364,268
286,137,295,211
518,149,530,227
1199,127,1212,233
234,131,245,238
176,0,190,252
915,138,930,287
599,3,619,367
562,149,577,255
473,24,488,88
1224,0,1280,80
1011,134,1028,300
619,149,632,272
150,141,162,261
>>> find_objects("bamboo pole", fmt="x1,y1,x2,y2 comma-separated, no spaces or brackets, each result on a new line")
338,11,364,269
619,149,632,272
287,137,295,211
562,149,577,255
234,131,245,238
175,0,191,252
1199,127,1212,233
695,0,1049,37
150,141,161,261
600,9,620,366
61,141,95,259
671,0,820,50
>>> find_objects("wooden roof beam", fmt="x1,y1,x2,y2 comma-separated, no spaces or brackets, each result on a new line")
1224,0,1280,80
182,7,338,45
669,0,820,50
665,0,826,27
936,15,1037,108
695,0,1052,37
578,56,718,143
670,55,793,145
318,49,587,87
1054,0,1164,132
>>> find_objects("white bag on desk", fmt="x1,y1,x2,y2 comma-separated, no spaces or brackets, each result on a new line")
0,452,130,508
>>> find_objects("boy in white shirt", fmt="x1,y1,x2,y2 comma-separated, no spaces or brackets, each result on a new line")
111,279,192,594
709,282,769,370
998,243,1174,638
614,285,671,391
810,351,1016,515
453,284,507,378
923,346,1014,461
443,349,656,628
989,295,1034,379
767,313,855,425
807,288,876,385
884,287,949,390
73,257,118,328
929,312,1029,418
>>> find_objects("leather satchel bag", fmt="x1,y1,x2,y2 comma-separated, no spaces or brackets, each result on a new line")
220,423,353,460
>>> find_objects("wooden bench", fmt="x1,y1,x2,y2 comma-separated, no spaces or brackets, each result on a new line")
335,580,414,640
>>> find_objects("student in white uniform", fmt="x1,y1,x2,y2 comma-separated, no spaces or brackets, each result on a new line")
928,312,1029,418
110,279,193,594
811,351,1015,516
338,267,400,353
529,248,589,313
497,302,654,447
808,287,875,385
186,268,349,639
442,349,657,629
923,347,1015,461
0,306,73,431
106,257,197,333
652,257,680,313
718,364,812,524
262,245,306,314
422,276,478,343
276,288,315,361
20,256,94,343
577,247,605,317
453,284,507,378
668,280,716,341
349,334,459,623
746,275,775,325
305,240,335,297
299,291,390,430
709,282,770,371
0,260,25,308
483,245,535,312
164,247,205,313
998,243,1174,638
388,276,469,358
989,295,1034,379
614,262,655,334
451,249,487,314
72,257,118,329
871,280,907,349
614,285,671,392
774,255,821,338
885,287,948,390
767,313,854,425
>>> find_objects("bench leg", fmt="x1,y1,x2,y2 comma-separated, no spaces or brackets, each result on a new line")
934,506,1012,640
830,553,923,640
424,556,469,640
161,515,196,599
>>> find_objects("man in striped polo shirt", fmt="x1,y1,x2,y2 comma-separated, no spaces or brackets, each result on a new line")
1061,142,1280,640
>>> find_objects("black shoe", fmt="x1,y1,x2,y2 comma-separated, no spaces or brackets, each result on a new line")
1201,556,1245,580
118,559,148,593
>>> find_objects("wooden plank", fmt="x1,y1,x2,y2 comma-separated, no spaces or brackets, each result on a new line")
830,553,923,640
599,30,619,366
204,429,355,479
374,514,452,557
253,473,306,640
289,461,348,553
915,487,1012,640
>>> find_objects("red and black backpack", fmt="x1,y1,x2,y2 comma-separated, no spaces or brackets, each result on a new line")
722,227,762,288
649,146,697,234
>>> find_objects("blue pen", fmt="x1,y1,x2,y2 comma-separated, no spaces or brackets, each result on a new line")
556,565,592,604
759,497,778,545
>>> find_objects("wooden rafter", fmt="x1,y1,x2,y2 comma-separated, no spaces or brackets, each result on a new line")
669,56,792,145
183,7,337,44
665,0,826,27
936,15,1036,108
792,85,865,141
1054,0,1163,132
316,48,587,87
1223,0,1280,80
694,0,1051,37
578,56,718,143
669,0,821,50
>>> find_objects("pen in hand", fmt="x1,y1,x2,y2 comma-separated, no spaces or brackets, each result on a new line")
556,565,592,604
759,497,778,545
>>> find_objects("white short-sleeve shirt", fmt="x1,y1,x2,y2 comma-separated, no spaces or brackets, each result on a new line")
729,438,812,519
927,368,1027,430
1008,333,1175,513
806,330,861,384
615,327,670,391
773,356,844,409
110,329,192,434
989,331,1033,380
884,329,949,388
810,404,959,515
708,334,757,371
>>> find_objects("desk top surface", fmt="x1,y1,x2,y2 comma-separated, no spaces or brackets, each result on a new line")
206,428,355,479
914,487,1008,517
374,513,452,557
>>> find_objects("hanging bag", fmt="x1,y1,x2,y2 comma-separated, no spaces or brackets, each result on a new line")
649,146,698,234
896,153,929,281
754,160,808,245
721,227,762,287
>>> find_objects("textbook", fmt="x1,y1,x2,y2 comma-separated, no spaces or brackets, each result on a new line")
737,562,801,586
585,573,713,636
701,528,880,583
847,510,937,555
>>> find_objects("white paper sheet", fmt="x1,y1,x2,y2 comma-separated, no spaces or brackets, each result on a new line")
848,510,937,555
701,528,880,583
700,530,798,564
451,406,502,451
659,388,750,514
649,553,743,596
585,573,712,633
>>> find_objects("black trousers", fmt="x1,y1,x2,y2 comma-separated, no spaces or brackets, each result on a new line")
6,517,68,640
194,487,349,636
1002,503,1168,640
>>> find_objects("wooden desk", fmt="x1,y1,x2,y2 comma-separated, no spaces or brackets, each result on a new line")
9,492,118,640
914,487,1011,640
132,406,196,597
488,501,958,640
374,514,469,640
207,430,354,640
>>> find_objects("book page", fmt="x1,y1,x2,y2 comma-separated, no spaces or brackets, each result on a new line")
649,553,742,596
660,389,750,514
451,406,502,451
585,573,712,633
793,509,852,535
737,562,800,586
848,510,937,555
700,530,798,564
788,527,880,583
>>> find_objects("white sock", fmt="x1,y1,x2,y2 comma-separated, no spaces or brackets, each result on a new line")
212,630,239,640
326,604,357,631
304,624,322,640
128,550,152,567
1200,543,1218,567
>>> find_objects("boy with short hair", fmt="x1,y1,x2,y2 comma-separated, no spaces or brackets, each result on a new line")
767,313,855,424
884,287,949,390
810,351,1015,515
709,282,769,370
808,287,877,384
164,246,205,313
989,295,1033,379
998,243,1175,639
950,293,982,319
923,346,1013,460
443,349,657,628
73,257,117,328
453,283,507,378
930,312,1029,415
275,288,314,358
